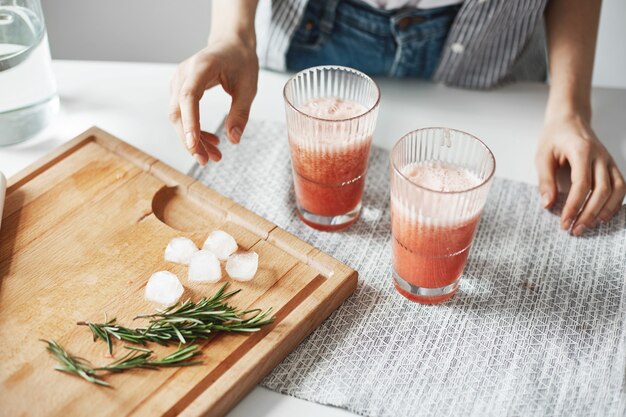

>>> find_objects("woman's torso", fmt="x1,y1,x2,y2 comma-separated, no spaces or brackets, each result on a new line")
256,0,548,89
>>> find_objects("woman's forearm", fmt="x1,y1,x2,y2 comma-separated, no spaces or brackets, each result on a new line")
537,0,625,233
209,0,259,48
544,0,601,121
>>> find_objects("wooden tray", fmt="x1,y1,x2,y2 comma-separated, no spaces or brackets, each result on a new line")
0,127,357,417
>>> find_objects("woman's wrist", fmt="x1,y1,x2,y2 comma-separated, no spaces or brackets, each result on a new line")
209,0,258,51
545,91,592,125
208,28,256,51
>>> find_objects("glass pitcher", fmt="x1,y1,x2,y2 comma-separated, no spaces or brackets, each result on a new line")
0,0,58,146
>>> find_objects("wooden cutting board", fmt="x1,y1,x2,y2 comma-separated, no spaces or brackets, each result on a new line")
0,127,357,417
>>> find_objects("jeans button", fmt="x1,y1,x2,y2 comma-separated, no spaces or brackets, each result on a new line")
304,19,315,31
397,16,412,29
397,15,425,29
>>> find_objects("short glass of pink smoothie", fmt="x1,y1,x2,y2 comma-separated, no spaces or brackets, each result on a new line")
283,66,380,231
390,128,496,304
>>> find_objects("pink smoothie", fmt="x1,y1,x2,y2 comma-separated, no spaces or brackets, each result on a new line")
290,97,372,230
392,161,483,303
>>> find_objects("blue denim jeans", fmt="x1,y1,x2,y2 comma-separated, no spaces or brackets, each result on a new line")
286,0,460,78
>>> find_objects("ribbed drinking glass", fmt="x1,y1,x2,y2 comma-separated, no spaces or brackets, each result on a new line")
390,128,496,303
283,65,380,231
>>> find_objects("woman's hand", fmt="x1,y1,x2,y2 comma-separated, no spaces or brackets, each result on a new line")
168,36,259,165
536,114,625,236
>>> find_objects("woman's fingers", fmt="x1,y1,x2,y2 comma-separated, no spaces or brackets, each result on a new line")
169,71,206,161
224,74,257,144
201,130,220,146
178,80,204,155
571,160,612,235
535,148,558,208
598,165,626,222
536,115,624,234
170,105,209,165
561,151,592,231
169,58,225,166
199,131,222,162
170,78,222,166
175,57,219,156
200,142,222,162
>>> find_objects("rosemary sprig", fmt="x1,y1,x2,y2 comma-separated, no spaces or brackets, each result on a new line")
97,344,202,371
42,340,202,387
43,339,109,386
79,283,274,354
80,318,149,355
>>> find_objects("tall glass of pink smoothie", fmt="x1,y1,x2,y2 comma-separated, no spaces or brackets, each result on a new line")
283,66,380,231
390,128,496,304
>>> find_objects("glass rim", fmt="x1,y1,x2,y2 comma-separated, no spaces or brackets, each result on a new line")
283,65,381,123
391,127,496,195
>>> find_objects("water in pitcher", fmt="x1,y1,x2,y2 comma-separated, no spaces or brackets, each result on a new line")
0,1,58,146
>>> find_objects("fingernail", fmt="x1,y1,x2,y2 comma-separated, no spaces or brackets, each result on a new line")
563,218,573,230
193,153,205,165
541,193,550,208
573,224,586,237
186,132,195,149
230,127,242,144
207,150,222,162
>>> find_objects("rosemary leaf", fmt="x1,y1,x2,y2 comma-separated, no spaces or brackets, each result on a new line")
78,283,275,353
42,340,110,387
42,340,202,387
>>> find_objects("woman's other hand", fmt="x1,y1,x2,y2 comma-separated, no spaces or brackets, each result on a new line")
540,0,624,235
536,114,625,236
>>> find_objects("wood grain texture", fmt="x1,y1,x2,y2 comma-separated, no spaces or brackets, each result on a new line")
0,127,358,417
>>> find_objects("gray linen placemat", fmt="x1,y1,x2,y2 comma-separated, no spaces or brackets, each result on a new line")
190,119,626,417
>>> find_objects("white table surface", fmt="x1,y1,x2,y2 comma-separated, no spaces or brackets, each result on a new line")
1,60,626,417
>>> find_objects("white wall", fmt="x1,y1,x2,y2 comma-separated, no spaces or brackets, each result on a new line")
43,0,625,89
593,0,626,89
42,0,211,64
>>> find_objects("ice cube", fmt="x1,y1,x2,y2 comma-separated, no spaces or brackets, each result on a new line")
164,237,198,265
188,250,222,283
144,271,184,306
203,230,238,260
226,251,259,281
